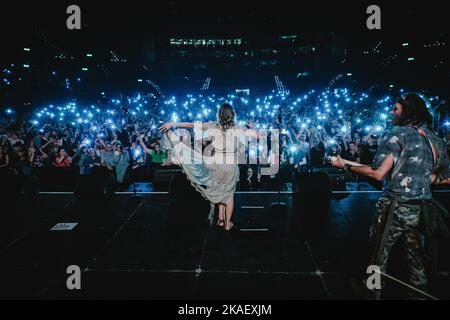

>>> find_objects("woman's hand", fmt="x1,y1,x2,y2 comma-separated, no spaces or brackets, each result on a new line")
330,155,346,169
159,122,174,132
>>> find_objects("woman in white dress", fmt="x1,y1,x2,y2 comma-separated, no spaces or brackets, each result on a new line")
160,103,261,231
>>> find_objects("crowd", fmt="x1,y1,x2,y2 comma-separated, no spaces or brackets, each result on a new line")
0,87,447,193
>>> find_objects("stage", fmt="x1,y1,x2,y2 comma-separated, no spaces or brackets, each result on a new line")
1,187,450,300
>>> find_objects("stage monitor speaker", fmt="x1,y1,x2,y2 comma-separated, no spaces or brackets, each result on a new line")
166,172,210,239
313,167,347,191
293,172,331,237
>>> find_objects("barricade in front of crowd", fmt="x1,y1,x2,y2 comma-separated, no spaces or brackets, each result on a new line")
255,164,293,191
152,165,183,191
0,173,26,197
34,167,79,192
74,166,111,200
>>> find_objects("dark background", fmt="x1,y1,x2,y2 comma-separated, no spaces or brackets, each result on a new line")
0,0,448,106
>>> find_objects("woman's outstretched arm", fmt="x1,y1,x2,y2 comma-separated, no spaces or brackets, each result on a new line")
159,122,193,132
159,121,214,132
174,122,195,129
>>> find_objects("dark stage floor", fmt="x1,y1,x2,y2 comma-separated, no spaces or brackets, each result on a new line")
1,185,450,300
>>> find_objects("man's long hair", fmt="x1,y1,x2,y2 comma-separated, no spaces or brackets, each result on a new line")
396,92,432,126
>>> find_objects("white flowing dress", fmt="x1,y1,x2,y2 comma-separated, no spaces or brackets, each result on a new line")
163,122,246,205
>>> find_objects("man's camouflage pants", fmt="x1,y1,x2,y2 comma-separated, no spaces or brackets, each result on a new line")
368,196,428,298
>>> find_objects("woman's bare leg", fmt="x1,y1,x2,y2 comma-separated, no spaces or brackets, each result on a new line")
224,196,234,230
217,203,225,226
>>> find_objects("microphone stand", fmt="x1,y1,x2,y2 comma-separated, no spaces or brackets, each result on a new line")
270,104,289,211
132,163,137,197
129,145,137,198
